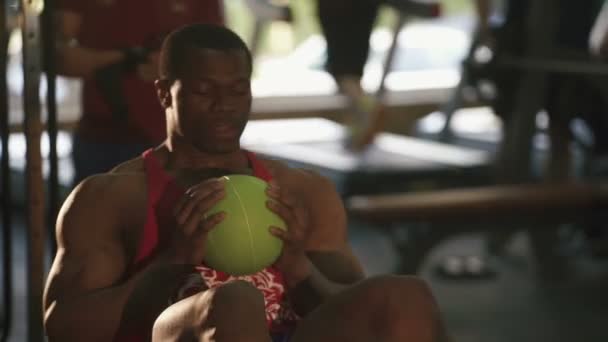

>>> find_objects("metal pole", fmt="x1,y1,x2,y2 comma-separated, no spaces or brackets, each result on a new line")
376,12,406,99
0,0,12,340
42,0,57,255
496,55,608,76
21,0,45,341
378,1,440,99
494,0,558,183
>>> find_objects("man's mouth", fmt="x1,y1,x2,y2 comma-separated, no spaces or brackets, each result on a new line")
210,123,239,137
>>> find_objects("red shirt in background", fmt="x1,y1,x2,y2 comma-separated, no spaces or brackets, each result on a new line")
57,0,224,144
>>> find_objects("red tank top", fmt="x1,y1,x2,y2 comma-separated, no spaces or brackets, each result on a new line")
57,0,224,144
116,149,298,341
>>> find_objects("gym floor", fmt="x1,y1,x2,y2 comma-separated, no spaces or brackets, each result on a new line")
2,213,607,341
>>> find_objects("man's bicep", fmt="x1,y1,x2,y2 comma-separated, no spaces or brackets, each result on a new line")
305,174,366,281
45,179,128,309
305,175,349,248
307,247,365,284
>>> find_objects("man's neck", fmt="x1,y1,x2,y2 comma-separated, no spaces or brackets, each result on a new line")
163,139,249,172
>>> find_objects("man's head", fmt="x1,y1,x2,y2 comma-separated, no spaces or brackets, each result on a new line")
156,24,253,154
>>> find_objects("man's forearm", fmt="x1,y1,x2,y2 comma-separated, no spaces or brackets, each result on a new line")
56,44,123,78
286,248,366,315
45,261,194,341
287,261,348,316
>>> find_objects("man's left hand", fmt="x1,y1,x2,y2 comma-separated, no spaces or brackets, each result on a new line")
265,180,313,286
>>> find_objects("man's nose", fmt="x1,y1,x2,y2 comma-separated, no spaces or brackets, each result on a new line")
211,90,237,111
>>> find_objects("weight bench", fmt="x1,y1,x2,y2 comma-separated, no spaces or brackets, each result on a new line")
347,182,608,224
241,117,492,197
345,182,608,273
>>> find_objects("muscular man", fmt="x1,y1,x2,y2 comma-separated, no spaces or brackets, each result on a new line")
43,24,447,342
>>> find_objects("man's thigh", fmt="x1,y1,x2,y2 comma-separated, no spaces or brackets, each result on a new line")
153,280,270,342
289,275,442,342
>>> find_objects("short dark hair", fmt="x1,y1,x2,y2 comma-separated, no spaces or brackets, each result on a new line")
158,24,252,80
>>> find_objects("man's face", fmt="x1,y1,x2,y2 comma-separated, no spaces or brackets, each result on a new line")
166,48,252,153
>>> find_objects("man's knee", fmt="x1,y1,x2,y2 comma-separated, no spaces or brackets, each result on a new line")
204,280,266,318
153,281,267,341
360,275,447,340
359,275,435,306
153,297,198,342
198,281,268,340
357,276,439,323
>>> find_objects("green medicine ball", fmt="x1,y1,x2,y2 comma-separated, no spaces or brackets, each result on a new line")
204,174,286,276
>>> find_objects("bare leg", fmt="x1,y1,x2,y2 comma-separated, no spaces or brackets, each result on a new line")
290,275,448,342
152,280,271,342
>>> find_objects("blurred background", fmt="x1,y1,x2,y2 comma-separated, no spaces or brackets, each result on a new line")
2,0,608,341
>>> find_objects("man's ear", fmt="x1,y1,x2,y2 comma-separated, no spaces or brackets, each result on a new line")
155,79,172,108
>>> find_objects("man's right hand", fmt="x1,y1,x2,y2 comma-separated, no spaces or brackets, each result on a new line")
164,177,227,265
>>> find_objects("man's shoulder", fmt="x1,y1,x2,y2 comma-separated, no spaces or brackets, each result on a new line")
258,157,334,191
73,171,146,204
64,173,148,232
109,156,146,173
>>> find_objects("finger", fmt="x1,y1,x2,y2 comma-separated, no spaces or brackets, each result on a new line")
175,178,223,217
177,187,225,224
265,184,298,210
281,191,298,208
185,177,225,197
267,196,310,234
266,200,297,225
268,179,280,188
265,186,280,199
175,192,199,225
188,186,225,204
181,205,203,236
176,191,211,225
194,189,226,216
198,211,226,234
293,205,310,228
179,189,223,234
184,207,224,237
172,192,190,219
269,226,290,242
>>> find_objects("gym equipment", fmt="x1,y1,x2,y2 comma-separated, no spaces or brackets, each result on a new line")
242,118,492,197
205,175,285,276
347,182,608,225
21,0,46,340
346,182,608,273
1,2,11,341
436,0,608,181
42,0,59,256
376,0,442,98
241,117,495,275
243,0,293,58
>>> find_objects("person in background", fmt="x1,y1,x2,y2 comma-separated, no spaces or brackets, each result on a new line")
316,0,386,150
55,0,224,187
